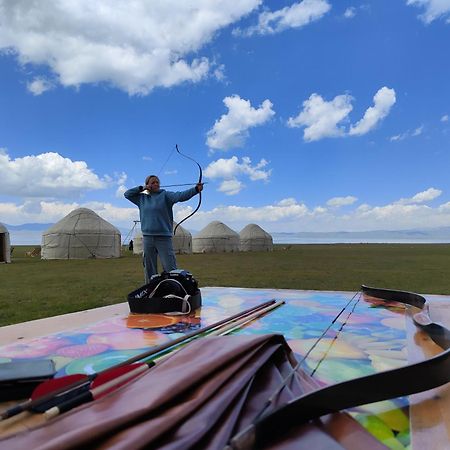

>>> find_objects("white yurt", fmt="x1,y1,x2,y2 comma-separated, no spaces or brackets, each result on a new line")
0,222,11,263
193,221,239,253
173,222,192,254
41,208,121,259
133,231,143,255
239,223,273,252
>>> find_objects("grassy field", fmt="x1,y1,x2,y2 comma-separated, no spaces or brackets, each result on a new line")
1,244,450,327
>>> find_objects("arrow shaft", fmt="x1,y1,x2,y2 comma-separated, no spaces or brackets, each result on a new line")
44,300,285,419
1,300,276,420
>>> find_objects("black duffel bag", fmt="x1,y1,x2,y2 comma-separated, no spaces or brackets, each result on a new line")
127,269,202,315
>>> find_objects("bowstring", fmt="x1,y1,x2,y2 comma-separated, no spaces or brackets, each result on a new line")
253,289,362,422
310,291,362,376
157,145,177,178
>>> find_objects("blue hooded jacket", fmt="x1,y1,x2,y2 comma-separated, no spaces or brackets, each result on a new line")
124,186,198,236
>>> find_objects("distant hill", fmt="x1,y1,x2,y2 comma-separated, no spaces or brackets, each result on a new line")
5,223,54,231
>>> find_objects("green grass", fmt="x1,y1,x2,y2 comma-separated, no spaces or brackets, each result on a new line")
1,244,450,326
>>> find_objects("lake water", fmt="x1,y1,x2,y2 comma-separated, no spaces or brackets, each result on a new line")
7,230,450,246
272,237,450,244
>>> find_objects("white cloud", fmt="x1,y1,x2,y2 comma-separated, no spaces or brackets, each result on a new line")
407,0,450,24
349,87,396,136
0,149,109,198
218,179,244,195
390,124,424,141
206,95,275,151
27,77,55,95
179,198,310,226
115,185,127,198
344,7,356,18
213,64,226,82
204,156,271,184
441,114,449,122
3,187,450,235
287,93,353,141
237,0,331,36
396,187,442,205
326,196,358,208
0,0,261,95
116,172,127,185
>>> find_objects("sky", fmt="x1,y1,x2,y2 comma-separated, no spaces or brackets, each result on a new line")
1,0,450,235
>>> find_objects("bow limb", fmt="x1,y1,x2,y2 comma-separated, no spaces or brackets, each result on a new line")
227,286,450,450
173,144,202,235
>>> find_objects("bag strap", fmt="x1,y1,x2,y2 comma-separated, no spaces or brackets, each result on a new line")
148,278,188,299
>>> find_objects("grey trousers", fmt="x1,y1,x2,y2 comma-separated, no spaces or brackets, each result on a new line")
143,235,177,283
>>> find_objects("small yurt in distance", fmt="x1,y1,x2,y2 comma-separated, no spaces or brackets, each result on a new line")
133,231,143,255
193,221,239,253
173,222,192,254
0,222,11,263
239,224,273,252
41,208,121,259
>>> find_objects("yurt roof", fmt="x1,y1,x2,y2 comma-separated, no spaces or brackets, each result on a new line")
239,223,272,239
0,222,9,233
195,221,238,238
43,208,120,235
173,222,192,236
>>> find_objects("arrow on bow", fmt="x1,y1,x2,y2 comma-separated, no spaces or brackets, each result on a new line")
0,300,278,421
173,144,202,235
43,300,285,419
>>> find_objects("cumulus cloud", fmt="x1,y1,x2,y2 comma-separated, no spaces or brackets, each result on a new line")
177,189,450,232
27,77,55,95
348,87,396,136
205,156,271,181
3,187,450,234
204,156,271,194
288,87,396,142
114,172,128,198
206,95,275,151
0,149,109,198
236,0,331,36
441,114,449,122
326,196,358,208
218,179,244,195
344,7,356,18
396,187,442,205
175,198,310,226
0,0,261,95
406,0,450,24
287,93,353,141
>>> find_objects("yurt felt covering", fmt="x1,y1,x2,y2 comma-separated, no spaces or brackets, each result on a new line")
41,208,121,259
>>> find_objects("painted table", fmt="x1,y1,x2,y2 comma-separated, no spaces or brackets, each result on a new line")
0,287,449,449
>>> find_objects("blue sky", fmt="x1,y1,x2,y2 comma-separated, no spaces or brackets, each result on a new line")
1,0,450,234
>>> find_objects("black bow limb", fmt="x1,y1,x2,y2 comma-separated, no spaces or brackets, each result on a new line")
227,285,450,450
173,144,203,235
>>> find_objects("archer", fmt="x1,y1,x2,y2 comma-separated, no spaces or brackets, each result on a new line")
124,175,203,282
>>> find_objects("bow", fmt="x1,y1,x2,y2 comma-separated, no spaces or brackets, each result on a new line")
227,285,450,449
173,144,202,235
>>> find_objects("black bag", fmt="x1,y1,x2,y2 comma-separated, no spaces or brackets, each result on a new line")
127,270,202,315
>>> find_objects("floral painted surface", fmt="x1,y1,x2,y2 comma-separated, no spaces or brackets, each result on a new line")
0,286,436,449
